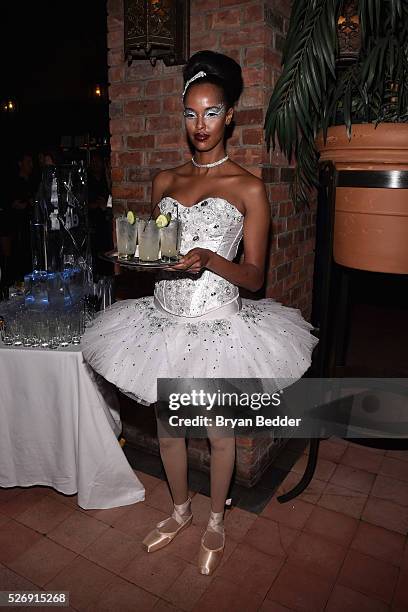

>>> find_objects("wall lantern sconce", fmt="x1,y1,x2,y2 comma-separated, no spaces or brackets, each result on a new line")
337,0,360,65
90,84,107,101
124,0,190,66
2,99,16,113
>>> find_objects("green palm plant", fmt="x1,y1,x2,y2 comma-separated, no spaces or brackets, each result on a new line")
264,0,408,207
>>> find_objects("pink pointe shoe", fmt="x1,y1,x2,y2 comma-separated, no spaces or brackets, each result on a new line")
142,497,192,553
198,510,225,575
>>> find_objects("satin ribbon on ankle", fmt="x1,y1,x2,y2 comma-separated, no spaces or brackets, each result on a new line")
207,510,225,534
142,497,192,552
198,510,225,575
157,497,192,532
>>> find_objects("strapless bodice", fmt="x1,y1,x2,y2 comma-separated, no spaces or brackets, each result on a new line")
154,197,243,317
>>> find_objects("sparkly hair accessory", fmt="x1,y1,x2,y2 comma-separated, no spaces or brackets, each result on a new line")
182,70,207,99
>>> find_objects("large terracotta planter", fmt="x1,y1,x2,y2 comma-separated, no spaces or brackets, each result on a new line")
316,124,408,274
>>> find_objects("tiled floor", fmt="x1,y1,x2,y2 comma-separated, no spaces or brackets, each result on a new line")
0,437,407,611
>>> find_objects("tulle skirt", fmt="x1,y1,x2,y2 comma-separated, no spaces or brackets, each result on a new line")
81,296,318,406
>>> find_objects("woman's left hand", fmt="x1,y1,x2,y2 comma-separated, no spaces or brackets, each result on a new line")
166,248,212,274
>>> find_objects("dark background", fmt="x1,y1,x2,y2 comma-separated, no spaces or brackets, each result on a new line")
0,0,110,159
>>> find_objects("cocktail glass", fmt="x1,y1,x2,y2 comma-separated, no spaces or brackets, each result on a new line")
160,220,182,263
138,219,160,262
116,217,137,260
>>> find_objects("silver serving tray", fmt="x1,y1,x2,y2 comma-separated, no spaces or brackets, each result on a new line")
101,251,181,270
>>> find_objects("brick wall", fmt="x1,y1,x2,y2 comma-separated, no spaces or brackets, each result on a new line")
107,0,316,319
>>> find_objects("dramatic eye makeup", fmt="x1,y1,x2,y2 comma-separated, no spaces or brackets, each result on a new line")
205,104,226,118
183,109,197,120
183,104,226,120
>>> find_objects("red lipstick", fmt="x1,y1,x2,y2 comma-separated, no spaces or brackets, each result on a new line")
194,133,209,142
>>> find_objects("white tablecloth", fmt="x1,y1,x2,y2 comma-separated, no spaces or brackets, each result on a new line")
0,344,145,509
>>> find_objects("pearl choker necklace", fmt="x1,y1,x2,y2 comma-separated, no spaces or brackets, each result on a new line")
191,155,229,168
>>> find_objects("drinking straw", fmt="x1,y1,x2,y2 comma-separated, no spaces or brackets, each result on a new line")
143,200,160,231
176,202,179,254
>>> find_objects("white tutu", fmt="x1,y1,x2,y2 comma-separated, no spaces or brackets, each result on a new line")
82,197,318,404
82,295,318,405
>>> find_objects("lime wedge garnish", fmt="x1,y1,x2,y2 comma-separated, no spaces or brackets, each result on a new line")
156,214,169,228
127,211,136,225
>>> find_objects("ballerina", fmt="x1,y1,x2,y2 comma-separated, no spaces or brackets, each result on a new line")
82,50,318,575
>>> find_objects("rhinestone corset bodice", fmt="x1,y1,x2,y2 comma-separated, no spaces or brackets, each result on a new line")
154,197,243,317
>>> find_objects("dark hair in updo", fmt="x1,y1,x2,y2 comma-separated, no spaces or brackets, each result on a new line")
182,50,243,108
